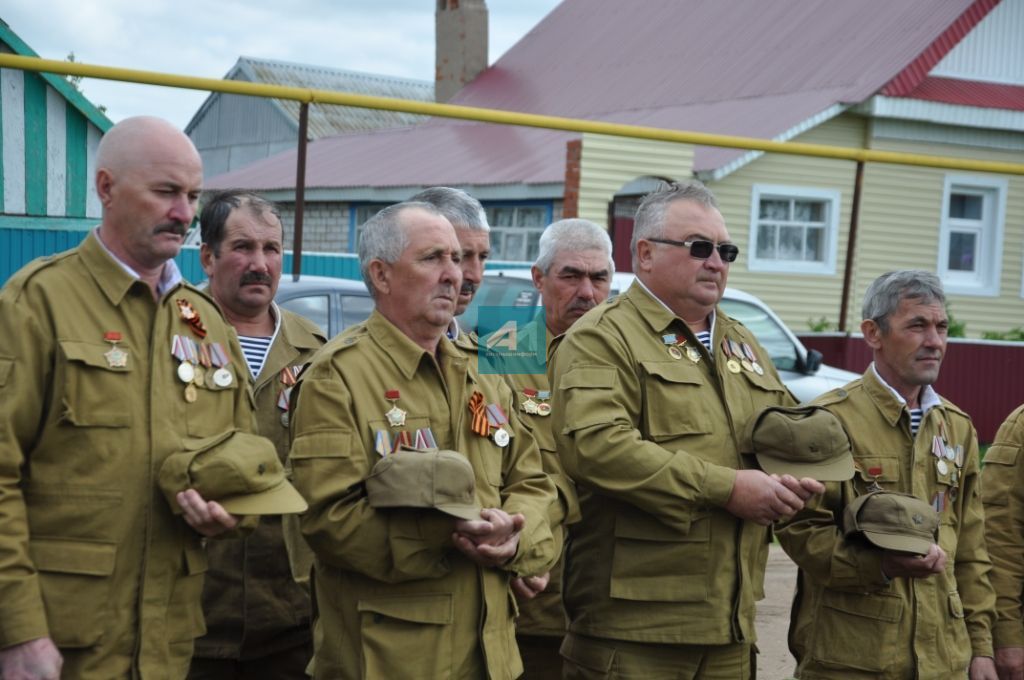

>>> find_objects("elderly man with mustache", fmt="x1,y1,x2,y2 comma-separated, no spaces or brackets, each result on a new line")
288,201,558,679
778,270,997,680
550,181,823,679
0,117,252,680
189,190,326,680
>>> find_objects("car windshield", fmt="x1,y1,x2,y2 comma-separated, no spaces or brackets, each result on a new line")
718,299,799,371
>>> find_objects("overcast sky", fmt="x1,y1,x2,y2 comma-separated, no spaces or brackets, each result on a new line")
1,0,561,129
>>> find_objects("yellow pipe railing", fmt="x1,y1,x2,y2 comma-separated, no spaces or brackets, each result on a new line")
2,53,1023,176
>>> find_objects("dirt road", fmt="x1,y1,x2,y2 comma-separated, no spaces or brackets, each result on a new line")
755,545,799,680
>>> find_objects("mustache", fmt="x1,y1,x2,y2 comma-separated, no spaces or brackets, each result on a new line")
240,271,274,286
568,299,596,315
154,222,188,237
459,281,478,296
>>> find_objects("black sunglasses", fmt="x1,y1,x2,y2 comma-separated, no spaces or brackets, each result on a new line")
647,237,740,263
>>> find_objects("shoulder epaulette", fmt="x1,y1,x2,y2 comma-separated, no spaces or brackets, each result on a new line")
813,385,854,407
1,250,78,297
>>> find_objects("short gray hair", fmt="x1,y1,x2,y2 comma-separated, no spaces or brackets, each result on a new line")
408,186,489,232
630,180,719,269
535,218,614,275
862,270,946,332
359,201,442,297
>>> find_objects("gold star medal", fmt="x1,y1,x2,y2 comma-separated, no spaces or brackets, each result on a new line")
384,389,407,428
103,331,128,368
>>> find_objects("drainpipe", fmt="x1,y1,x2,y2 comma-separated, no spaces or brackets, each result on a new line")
292,102,309,281
838,160,864,332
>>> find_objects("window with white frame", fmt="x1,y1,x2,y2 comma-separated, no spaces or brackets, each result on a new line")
484,204,549,262
748,186,840,275
938,176,1006,296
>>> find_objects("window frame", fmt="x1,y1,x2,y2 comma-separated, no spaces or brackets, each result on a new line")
937,174,1007,297
483,201,553,262
747,185,841,275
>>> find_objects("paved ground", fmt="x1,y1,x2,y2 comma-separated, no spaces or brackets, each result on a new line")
755,545,799,680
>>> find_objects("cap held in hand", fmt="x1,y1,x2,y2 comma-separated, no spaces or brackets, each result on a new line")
843,491,939,556
159,430,308,516
366,447,482,521
744,405,855,481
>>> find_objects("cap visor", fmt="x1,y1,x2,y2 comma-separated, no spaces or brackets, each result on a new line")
861,529,932,556
219,481,309,516
756,454,855,482
436,504,483,521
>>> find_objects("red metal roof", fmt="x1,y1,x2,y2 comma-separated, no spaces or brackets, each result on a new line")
888,75,1024,111
208,0,989,191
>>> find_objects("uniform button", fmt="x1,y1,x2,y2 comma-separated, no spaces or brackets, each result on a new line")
257,463,266,474
837,389,847,397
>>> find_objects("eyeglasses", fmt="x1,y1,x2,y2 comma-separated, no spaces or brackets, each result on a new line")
647,238,740,263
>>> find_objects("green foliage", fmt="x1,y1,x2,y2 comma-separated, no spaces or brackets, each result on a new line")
981,327,1024,342
807,316,834,332
945,304,966,338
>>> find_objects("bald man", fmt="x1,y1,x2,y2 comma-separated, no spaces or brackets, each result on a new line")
0,117,254,679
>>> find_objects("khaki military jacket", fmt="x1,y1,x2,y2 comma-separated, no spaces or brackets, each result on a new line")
778,367,995,679
982,403,1024,648
195,307,325,660
289,310,558,680
470,318,578,637
550,281,794,646
0,233,253,679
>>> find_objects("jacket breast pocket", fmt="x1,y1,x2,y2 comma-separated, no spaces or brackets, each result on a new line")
809,589,903,673
610,510,709,602
640,361,711,441
185,366,240,437
854,455,901,492
59,340,133,428
358,594,454,679
31,538,117,648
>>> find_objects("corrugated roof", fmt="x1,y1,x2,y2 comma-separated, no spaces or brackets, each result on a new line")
895,75,1024,110
186,56,434,138
208,0,991,191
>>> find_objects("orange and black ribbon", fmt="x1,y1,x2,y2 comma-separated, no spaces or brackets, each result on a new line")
468,391,490,437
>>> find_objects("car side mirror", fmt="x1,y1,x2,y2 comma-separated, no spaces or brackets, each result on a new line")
801,349,823,374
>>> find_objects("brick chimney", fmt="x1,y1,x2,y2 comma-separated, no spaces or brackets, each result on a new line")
435,0,489,103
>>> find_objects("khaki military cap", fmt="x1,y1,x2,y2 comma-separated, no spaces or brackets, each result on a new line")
744,405,855,481
365,447,482,521
843,491,939,556
159,430,308,516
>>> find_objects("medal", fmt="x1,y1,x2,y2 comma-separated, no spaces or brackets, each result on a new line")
184,382,198,403
937,458,949,475
176,298,208,339
375,430,391,457
866,465,883,492
192,365,206,386
384,389,407,428
721,339,741,374
668,345,683,360
932,491,945,513
535,390,552,417
685,345,701,363
955,445,964,469
521,388,539,415
280,412,290,427
208,343,234,388
103,331,128,368
486,403,511,447
662,333,693,361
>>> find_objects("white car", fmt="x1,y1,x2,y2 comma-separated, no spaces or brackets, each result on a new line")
468,269,858,403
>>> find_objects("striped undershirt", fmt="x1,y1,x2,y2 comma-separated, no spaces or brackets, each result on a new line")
909,407,923,436
695,330,712,353
237,335,273,379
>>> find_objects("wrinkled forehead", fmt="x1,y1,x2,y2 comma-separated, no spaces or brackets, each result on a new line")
664,199,730,242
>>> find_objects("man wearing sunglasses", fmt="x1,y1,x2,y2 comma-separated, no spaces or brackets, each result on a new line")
551,180,824,679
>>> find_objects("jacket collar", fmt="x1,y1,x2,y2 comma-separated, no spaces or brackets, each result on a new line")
367,310,467,381
863,363,943,427
82,229,184,305
625,278,720,340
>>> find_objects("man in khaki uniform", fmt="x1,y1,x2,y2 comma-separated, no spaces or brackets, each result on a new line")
188,191,326,679
408,186,490,342
551,181,823,679
500,219,613,678
981,404,1024,679
289,201,558,679
778,270,997,679
0,117,251,680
